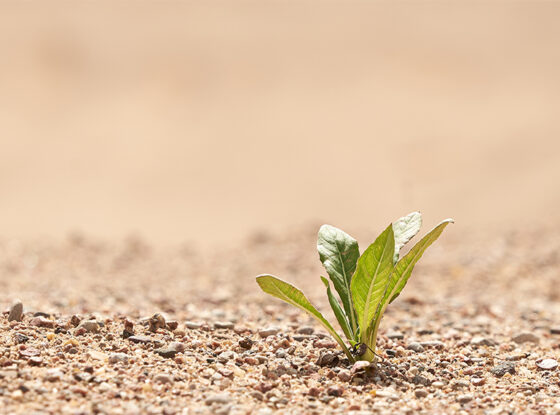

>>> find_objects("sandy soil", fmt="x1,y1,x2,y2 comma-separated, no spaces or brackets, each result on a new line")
1,225,560,414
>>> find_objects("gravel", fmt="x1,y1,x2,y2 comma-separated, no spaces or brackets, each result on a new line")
2,227,560,414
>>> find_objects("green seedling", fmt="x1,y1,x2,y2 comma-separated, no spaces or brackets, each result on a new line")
256,212,453,363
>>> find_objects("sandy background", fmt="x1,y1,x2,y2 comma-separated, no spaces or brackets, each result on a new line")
1,1,559,246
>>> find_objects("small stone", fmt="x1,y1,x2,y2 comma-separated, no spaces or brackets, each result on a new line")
407,342,425,353
78,320,100,334
185,321,202,330
153,374,174,384
14,333,29,344
128,335,155,344
315,352,338,367
166,320,178,331
420,340,445,349
258,327,280,337
414,389,428,398
327,386,344,397
375,389,400,400
471,377,486,386
457,394,473,404
313,339,337,349
412,375,430,386
205,394,232,405
512,332,539,344
45,368,63,382
8,300,23,322
536,358,558,370
297,326,314,335
550,327,560,335
491,362,516,377
451,380,470,390
238,337,253,349
387,332,404,340
214,321,235,330
70,315,81,327
432,381,445,389
30,316,55,328
148,313,166,332
155,347,178,359
351,361,372,374
471,337,496,347
108,353,129,364
337,369,351,382
308,387,321,397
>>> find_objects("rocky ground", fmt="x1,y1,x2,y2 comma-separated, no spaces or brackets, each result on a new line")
1,225,560,414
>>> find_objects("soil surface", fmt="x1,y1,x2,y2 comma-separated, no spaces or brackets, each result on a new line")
1,226,560,414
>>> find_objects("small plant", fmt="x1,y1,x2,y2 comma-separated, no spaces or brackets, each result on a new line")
256,212,453,363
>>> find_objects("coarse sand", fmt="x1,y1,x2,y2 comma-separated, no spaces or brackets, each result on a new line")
1,225,560,414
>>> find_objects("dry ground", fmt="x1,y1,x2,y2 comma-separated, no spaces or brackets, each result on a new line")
1,225,560,414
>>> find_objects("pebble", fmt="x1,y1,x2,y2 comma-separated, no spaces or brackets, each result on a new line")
297,326,314,335
337,369,351,382
512,332,539,344
214,321,235,330
313,339,337,348
108,353,129,364
490,362,516,377
149,313,167,332
451,380,470,390
327,386,344,397
536,358,558,370
128,335,157,344
457,394,473,404
8,300,23,322
258,327,280,337
14,333,29,344
414,389,428,398
432,381,445,389
550,327,560,335
316,352,338,367
78,320,100,334
471,377,486,386
238,337,253,349
387,331,404,340
185,321,202,330
205,394,232,405
420,340,445,349
375,389,400,400
471,337,496,347
407,342,425,353
30,316,55,328
45,368,63,382
351,361,372,374
153,373,174,384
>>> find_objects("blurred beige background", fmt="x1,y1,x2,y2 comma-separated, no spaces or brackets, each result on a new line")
1,1,559,246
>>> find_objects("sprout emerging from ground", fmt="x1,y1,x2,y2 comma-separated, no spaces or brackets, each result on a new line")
256,212,453,363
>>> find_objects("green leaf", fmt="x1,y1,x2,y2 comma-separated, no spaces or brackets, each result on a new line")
317,225,360,334
321,276,353,341
350,224,395,342
256,275,353,360
389,218,454,304
392,211,422,264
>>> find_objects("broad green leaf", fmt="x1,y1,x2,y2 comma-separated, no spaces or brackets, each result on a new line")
350,225,395,343
256,275,353,360
389,218,454,304
317,225,360,333
392,211,422,264
321,276,353,341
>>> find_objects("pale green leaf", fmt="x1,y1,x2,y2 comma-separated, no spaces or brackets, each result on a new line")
389,218,454,304
317,225,360,333
350,225,395,342
256,275,353,360
321,276,353,341
392,211,422,264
